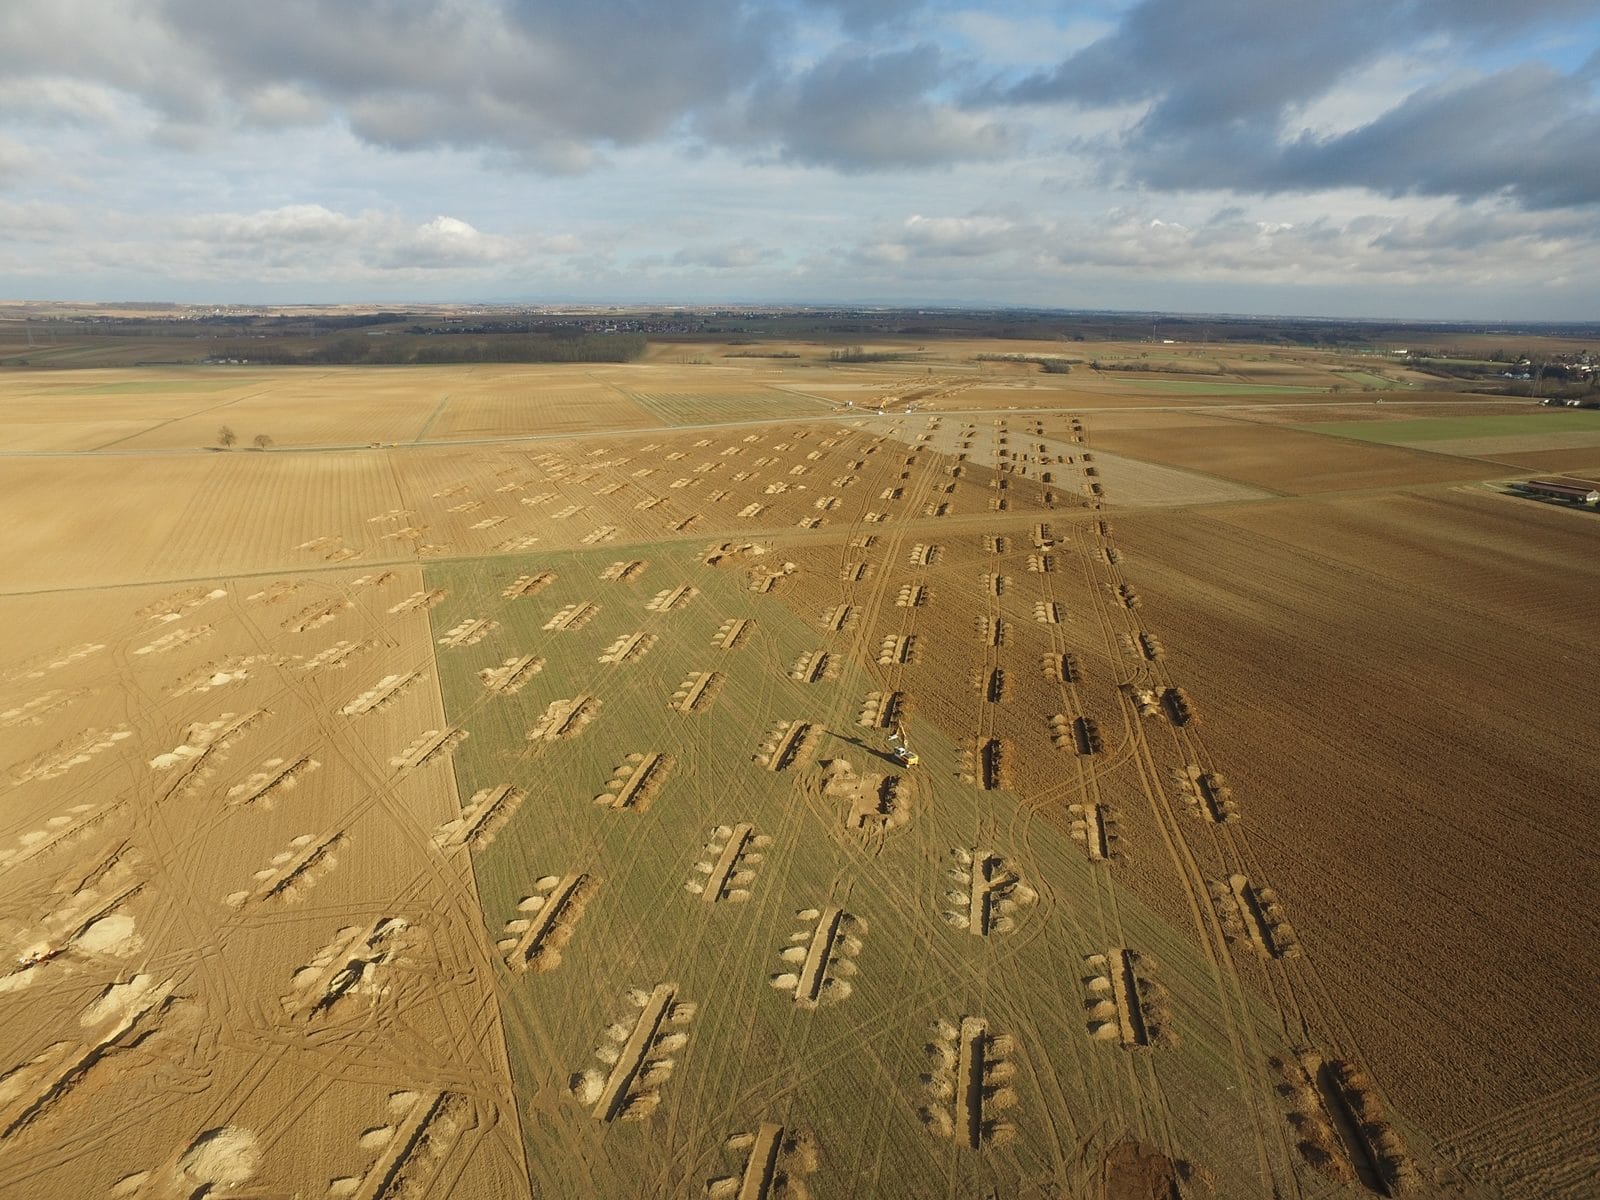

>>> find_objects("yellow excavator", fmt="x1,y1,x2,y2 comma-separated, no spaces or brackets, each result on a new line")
888,721,920,767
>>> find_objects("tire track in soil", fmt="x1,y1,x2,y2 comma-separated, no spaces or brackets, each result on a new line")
897,419,1114,1187
580,546,777,1179
630,427,866,1193
940,499,1158,1158
733,429,942,1153
176,575,533,1187
438,455,818,1188
660,634,782,1184
406,605,536,1192
705,427,1021,1186
0,624,294,1187
1004,437,1168,1161
665,435,863,1160
2,447,707,1186
892,420,1089,1189
1118,679,1306,1195
1065,506,1190,1155
668,428,966,1193
1160,695,1406,1178
1096,486,1396,1152
1008,523,1138,1146
1080,456,1305,1197
241,583,523,1107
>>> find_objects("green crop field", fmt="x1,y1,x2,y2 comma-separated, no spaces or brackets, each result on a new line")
1111,379,1327,395
423,538,1295,1198
1297,410,1600,444
1329,370,1402,388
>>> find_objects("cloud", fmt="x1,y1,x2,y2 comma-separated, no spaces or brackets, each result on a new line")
834,200,1600,292
183,204,359,245
240,84,328,129
0,135,38,186
803,0,923,33
1005,0,1596,114
0,3,1021,174
1,0,777,167
1095,64,1600,209
1274,66,1600,208
713,44,1015,170
1,0,1598,315
0,200,75,237
944,10,1112,70
896,214,1022,257
999,0,1600,208
0,77,131,130
670,239,780,269
380,215,514,268
170,205,523,273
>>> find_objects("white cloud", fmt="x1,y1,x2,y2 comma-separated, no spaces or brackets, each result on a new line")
834,199,1600,295
0,135,39,186
380,215,514,268
184,204,360,245
0,77,130,129
898,214,1022,256
670,239,780,269
1281,54,1443,140
0,199,75,236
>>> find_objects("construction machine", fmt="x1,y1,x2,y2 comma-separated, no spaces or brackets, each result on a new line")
888,721,920,767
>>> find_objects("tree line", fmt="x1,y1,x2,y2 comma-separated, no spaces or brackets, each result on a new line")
213,331,647,366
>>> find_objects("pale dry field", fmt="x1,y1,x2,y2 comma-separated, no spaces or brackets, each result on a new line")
0,569,529,1198
0,348,1593,1199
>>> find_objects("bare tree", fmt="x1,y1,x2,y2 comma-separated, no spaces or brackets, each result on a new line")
253,433,273,449
217,425,236,447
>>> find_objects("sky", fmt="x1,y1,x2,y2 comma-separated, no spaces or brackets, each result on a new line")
2,0,1599,318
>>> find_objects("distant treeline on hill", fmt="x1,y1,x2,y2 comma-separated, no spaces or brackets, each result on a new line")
219,331,647,366
973,353,1075,373
828,345,916,363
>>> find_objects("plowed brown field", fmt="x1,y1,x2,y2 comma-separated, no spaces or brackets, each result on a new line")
1092,412,1513,492
1107,491,1600,1133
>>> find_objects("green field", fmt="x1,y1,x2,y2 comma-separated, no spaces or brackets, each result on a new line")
624,390,833,424
1329,370,1401,389
424,539,1295,1197
1113,379,1326,395
1297,410,1600,444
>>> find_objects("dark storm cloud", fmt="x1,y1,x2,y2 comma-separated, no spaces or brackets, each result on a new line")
1001,0,1600,207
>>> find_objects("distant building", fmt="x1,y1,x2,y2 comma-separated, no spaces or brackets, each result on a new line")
1514,479,1600,504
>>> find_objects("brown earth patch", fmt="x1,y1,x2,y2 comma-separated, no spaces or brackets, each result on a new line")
1093,415,1511,493
1101,1138,1181,1200
1110,487,1600,1137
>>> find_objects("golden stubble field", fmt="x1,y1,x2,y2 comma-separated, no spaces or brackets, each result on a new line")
0,346,1595,1199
